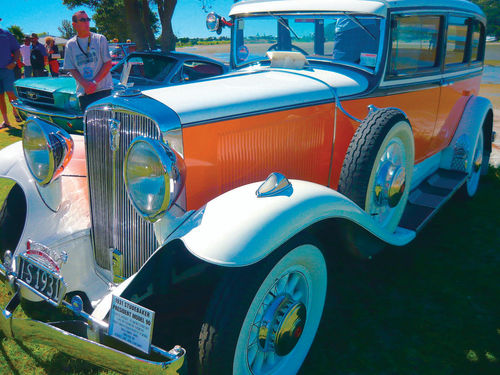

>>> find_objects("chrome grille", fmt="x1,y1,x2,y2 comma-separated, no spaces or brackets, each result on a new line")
16,87,55,105
85,107,160,277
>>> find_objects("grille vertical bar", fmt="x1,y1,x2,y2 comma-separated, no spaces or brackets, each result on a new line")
85,108,161,278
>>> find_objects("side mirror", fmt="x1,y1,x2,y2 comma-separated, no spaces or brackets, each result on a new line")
206,12,232,35
206,12,221,32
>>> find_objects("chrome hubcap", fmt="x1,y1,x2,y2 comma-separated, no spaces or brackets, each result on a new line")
258,294,306,356
247,271,308,373
374,142,406,209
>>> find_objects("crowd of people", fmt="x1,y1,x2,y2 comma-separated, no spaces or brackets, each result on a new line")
1,10,113,129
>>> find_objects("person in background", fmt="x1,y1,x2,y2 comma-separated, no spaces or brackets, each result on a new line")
19,35,32,77
30,33,48,77
45,36,60,77
64,10,113,111
0,20,22,129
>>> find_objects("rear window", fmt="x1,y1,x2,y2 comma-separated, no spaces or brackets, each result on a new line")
445,16,468,65
470,20,484,62
388,15,441,77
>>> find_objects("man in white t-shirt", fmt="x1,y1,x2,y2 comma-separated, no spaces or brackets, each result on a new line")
19,35,32,77
63,10,113,111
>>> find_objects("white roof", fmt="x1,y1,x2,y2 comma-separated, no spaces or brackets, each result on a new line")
230,0,484,18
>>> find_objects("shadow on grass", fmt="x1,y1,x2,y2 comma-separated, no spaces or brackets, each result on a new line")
302,167,500,374
4,125,22,138
0,339,21,375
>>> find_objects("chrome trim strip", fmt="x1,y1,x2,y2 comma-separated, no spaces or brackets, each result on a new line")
12,100,82,120
379,67,482,88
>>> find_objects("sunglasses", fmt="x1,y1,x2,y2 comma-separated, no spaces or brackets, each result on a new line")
77,17,91,22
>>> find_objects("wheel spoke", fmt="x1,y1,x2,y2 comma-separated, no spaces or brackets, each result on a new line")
247,342,258,366
286,273,300,295
252,349,265,373
276,273,288,294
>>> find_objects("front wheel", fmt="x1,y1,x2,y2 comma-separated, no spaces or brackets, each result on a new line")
461,128,484,198
198,239,327,375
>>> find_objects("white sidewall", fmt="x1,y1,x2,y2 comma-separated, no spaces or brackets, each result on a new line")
365,120,415,233
233,245,327,375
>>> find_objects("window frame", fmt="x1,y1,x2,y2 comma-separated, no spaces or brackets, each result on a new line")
443,14,486,73
385,12,445,81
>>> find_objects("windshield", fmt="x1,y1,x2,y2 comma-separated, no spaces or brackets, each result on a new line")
233,14,382,71
119,55,178,86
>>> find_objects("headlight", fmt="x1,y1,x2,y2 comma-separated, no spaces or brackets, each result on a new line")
22,117,74,185
124,137,185,222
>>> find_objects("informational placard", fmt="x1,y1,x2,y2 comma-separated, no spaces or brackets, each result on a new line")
108,295,155,354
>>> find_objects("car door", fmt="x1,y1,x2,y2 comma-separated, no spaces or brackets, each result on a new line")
430,16,485,152
171,60,224,84
376,13,443,163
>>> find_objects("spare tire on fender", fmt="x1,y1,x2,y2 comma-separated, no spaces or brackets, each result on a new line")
338,107,415,233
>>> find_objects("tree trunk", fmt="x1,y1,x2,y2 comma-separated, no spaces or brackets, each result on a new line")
124,0,147,51
141,0,156,49
156,0,177,51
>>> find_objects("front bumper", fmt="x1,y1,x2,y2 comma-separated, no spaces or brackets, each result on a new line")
0,264,186,374
12,100,83,133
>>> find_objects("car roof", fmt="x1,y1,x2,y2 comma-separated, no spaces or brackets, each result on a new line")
230,0,484,19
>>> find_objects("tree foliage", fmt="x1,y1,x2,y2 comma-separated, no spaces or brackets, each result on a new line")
58,19,76,39
63,0,159,49
7,25,25,44
471,0,500,36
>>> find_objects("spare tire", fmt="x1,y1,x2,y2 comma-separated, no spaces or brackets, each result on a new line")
338,108,414,233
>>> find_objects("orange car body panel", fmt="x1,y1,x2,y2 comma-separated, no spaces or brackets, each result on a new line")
183,104,335,210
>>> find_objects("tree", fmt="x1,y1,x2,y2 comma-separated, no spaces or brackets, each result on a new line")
7,25,25,44
58,19,76,39
471,0,500,36
63,0,159,49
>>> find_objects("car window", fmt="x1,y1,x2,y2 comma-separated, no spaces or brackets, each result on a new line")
445,16,468,66
470,20,484,62
172,61,223,83
233,14,382,70
120,55,178,86
388,15,441,77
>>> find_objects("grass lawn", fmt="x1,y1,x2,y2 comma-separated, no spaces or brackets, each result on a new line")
0,98,499,373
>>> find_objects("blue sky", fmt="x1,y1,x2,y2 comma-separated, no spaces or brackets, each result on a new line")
1,0,234,39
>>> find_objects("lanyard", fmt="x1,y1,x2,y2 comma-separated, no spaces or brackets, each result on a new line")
77,35,91,57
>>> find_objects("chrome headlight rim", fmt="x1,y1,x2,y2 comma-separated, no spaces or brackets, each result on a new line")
22,116,74,186
124,136,184,223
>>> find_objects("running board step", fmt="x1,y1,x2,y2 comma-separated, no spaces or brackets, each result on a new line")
399,169,467,232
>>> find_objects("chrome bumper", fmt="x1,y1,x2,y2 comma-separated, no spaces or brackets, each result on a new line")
0,264,186,374
12,100,82,121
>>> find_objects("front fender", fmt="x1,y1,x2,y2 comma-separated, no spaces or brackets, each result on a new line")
172,180,415,267
0,139,105,302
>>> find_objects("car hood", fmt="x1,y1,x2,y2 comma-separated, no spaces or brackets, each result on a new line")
15,77,77,95
142,66,368,125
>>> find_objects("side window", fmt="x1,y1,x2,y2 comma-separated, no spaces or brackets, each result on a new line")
445,16,468,66
388,15,441,78
470,20,484,63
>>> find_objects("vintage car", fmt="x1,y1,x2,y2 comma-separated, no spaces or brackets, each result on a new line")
12,51,227,133
0,0,494,374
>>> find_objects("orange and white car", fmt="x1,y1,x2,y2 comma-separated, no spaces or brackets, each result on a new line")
0,0,494,374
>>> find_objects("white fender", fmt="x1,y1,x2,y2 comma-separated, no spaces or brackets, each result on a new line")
0,140,110,303
440,96,492,172
172,180,416,267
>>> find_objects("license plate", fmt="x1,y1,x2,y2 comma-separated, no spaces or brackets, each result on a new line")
17,255,66,304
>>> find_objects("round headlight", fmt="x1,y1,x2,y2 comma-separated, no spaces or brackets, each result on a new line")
124,137,185,222
22,117,74,185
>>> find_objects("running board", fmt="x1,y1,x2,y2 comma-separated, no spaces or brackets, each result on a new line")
399,169,467,232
